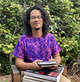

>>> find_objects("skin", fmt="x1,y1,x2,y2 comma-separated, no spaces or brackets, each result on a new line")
29,9,43,37
15,9,61,70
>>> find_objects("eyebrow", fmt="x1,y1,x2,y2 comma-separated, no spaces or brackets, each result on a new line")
30,15,41,17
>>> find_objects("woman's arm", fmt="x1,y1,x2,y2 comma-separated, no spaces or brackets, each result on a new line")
15,57,43,70
53,53,61,65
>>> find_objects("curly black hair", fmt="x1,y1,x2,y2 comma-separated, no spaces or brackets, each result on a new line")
24,5,50,37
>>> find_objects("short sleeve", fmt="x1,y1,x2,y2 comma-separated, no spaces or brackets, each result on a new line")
13,37,25,59
51,34,62,55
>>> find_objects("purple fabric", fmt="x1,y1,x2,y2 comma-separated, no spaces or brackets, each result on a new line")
13,33,62,62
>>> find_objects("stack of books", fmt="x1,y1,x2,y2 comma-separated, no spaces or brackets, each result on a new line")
23,66,64,82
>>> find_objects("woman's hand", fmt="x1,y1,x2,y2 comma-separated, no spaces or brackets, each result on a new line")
47,53,61,69
30,60,43,70
47,59,58,69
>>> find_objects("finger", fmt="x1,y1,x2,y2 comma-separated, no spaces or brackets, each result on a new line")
35,60,43,63
49,59,55,61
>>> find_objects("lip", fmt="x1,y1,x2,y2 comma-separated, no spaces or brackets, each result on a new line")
34,23,40,26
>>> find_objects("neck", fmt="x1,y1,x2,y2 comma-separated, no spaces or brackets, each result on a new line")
32,29,42,37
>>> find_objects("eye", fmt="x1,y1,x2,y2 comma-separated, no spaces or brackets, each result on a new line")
30,15,42,20
30,16,36,19
37,16,42,19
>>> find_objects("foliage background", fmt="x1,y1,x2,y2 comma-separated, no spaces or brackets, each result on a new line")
0,0,80,74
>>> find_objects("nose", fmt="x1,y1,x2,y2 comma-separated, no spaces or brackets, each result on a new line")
35,17,39,21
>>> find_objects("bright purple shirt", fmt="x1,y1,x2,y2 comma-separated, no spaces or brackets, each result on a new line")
13,33,62,62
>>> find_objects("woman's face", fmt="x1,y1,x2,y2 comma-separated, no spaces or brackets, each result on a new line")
29,9,43,31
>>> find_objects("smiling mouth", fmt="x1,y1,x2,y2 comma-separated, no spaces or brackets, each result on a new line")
34,22,39,25
34,27,40,30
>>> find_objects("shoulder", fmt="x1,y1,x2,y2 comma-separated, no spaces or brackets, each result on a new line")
19,34,27,41
46,33,57,42
47,33,55,38
20,34,27,38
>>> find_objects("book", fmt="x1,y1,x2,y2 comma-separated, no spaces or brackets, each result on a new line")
23,66,64,82
23,75,50,82
37,61,58,67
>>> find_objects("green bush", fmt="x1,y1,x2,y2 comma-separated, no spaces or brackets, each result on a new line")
0,0,25,74
0,0,24,55
48,0,80,66
0,52,11,74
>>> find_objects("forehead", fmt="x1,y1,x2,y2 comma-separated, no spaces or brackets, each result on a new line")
30,9,41,16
